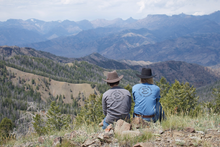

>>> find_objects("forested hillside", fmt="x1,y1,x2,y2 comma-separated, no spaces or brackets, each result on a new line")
0,60,89,136
0,61,43,123
1,50,220,140
2,55,138,88
196,80,220,102
0,46,74,63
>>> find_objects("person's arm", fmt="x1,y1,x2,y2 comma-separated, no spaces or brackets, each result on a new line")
156,88,161,103
132,87,136,101
102,94,107,116
128,93,131,112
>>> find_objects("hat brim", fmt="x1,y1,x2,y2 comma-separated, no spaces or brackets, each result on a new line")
103,75,123,83
136,74,156,79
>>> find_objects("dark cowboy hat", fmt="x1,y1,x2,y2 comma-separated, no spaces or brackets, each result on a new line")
103,70,123,83
136,68,156,79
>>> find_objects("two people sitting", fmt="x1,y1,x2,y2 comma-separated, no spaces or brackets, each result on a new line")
101,68,165,129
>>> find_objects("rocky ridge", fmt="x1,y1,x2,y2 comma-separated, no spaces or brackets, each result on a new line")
10,118,220,147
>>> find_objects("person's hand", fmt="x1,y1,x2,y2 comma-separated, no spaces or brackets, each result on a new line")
99,120,104,126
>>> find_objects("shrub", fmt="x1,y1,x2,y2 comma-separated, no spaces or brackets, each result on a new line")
46,101,71,131
0,117,13,138
74,94,104,126
157,78,200,116
32,114,47,136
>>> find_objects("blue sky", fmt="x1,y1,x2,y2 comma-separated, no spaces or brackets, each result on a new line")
0,0,220,21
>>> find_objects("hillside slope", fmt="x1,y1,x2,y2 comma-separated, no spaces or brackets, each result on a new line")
1,46,219,88
7,66,97,104
142,61,220,88
77,53,220,88
0,46,74,63
119,34,220,66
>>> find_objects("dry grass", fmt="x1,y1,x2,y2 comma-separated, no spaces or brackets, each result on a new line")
3,111,220,147
115,130,154,146
6,66,98,104
161,111,220,132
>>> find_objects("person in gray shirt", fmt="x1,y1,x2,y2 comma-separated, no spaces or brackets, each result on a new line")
101,70,131,129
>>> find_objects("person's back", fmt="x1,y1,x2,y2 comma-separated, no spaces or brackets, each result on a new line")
132,68,165,122
132,83,160,116
103,86,131,124
101,70,131,129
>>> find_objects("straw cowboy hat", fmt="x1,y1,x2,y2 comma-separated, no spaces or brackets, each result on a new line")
103,70,123,83
136,68,156,79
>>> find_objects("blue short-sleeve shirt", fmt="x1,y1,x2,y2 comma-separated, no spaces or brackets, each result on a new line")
132,83,161,116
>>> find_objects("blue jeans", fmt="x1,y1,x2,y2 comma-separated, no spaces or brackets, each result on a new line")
133,101,166,123
102,118,109,130
102,114,130,129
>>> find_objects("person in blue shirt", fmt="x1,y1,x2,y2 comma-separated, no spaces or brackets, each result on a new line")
132,68,165,122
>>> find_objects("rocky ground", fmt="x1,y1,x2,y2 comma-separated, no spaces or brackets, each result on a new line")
6,118,220,147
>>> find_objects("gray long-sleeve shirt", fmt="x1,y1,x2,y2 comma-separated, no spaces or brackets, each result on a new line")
102,86,131,124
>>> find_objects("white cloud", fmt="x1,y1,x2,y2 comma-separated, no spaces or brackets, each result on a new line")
98,1,112,9
60,0,70,4
60,0,86,5
0,0,219,21
137,1,145,13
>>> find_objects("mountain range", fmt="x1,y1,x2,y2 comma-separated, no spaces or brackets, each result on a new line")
1,46,219,88
1,11,220,68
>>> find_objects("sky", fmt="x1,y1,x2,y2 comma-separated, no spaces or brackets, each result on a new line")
0,0,220,22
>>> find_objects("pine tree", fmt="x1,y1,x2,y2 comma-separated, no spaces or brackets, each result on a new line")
75,94,104,126
211,88,220,113
46,101,71,131
155,77,170,98
33,114,47,136
160,80,199,115
0,117,13,137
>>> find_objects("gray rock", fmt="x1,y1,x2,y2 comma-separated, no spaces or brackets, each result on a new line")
185,127,195,133
196,131,205,135
38,136,45,144
114,119,131,134
53,137,62,147
121,130,141,138
82,139,95,147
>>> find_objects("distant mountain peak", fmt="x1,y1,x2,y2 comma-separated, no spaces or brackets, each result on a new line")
211,10,220,15
147,14,169,18
178,13,187,17
84,52,107,60
125,17,137,23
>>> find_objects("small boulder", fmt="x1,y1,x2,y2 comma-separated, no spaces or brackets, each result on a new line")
70,131,77,139
53,137,62,147
121,130,141,138
133,142,154,147
185,127,195,133
98,130,114,143
38,136,45,144
131,117,149,129
114,119,131,134
82,139,95,147
82,138,101,147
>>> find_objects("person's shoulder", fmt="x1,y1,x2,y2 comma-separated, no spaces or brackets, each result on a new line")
132,83,141,89
123,89,131,96
117,87,130,95
103,89,110,96
119,87,129,92
152,84,160,90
